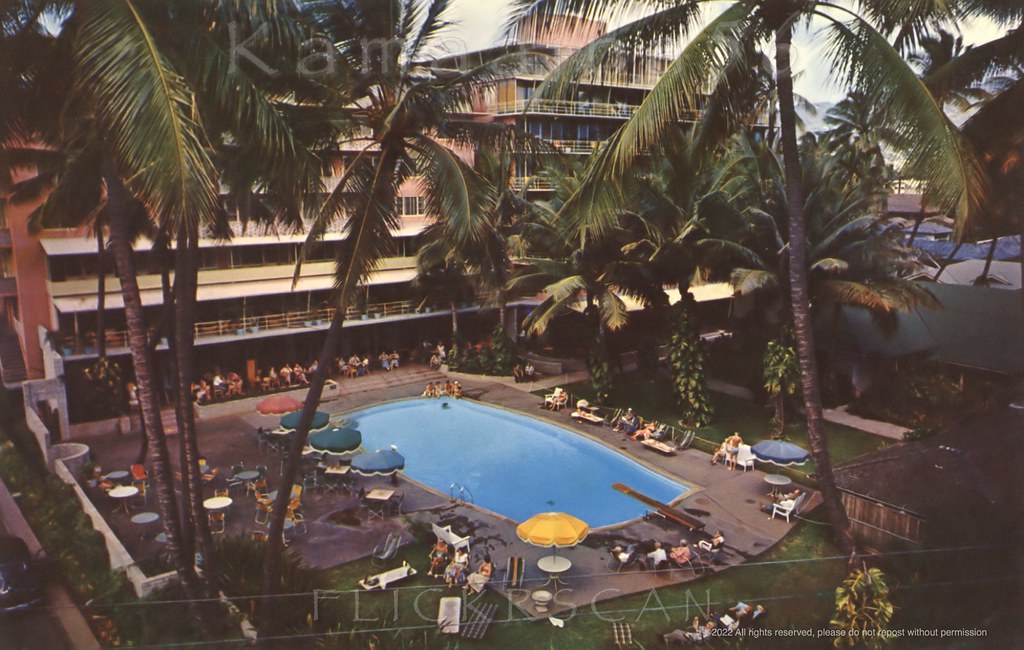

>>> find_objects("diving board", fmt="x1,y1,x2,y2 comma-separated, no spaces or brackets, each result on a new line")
612,483,705,531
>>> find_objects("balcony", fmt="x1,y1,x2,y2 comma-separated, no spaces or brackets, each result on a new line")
511,177,556,192
495,98,637,119
549,139,602,155
55,299,469,359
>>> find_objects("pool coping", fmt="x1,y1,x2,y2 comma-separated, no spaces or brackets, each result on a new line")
330,395,704,533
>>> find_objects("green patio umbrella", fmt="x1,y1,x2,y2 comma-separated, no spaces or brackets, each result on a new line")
279,410,329,431
309,426,362,455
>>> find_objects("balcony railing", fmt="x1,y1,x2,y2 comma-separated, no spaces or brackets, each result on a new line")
55,299,450,356
511,177,556,192
549,139,602,154
495,98,637,118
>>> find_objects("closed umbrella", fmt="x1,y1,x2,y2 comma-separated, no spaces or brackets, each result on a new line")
309,426,362,455
256,395,302,415
751,440,810,466
280,410,330,431
351,446,405,476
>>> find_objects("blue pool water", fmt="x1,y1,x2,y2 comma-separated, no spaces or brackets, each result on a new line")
351,398,689,527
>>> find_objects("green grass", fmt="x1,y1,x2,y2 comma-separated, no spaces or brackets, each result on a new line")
313,518,847,649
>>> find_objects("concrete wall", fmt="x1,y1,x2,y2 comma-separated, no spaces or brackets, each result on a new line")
195,380,339,420
53,459,178,598
22,374,70,442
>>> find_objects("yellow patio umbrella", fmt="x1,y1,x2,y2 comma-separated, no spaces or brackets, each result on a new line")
516,512,590,549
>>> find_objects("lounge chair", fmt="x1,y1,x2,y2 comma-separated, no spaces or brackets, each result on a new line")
462,602,498,640
432,523,470,553
613,622,638,648
438,596,461,634
735,444,756,471
771,492,806,523
571,400,605,425
372,532,402,564
675,429,695,450
505,556,525,591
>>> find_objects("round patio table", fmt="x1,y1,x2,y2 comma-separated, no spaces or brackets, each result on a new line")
763,473,792,497
203,496,233,511
131,512,159,541
235,470,261,482
104,470,131,483
109,485,139,514
537,555,572,591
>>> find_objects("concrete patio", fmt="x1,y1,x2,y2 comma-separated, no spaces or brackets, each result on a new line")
78,364,816,617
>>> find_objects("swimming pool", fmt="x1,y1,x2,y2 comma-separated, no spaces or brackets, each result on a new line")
350,398,690,527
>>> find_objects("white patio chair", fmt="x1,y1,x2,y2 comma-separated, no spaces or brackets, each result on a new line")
771,493,806,523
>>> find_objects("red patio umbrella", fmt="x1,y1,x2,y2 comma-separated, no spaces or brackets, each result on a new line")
256,395,303,415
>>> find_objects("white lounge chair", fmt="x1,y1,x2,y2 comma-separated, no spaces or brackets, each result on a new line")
571,400,605,425
432,523,470,553
735,444,756,471
438,596,461,634
771,493,806,523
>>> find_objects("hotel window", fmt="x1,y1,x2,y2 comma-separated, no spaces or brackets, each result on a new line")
396,196,425,215
0,251,11,278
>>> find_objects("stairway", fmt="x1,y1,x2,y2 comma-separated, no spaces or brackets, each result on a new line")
0,326,27,386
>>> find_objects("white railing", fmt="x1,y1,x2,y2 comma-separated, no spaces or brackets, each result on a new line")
495,98,637,118
549,139,602,154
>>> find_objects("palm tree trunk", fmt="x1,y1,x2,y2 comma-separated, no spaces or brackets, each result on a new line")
775,23,856,558
96,225,107,359
260,306,346,636
450,300,459,340
173,225,217,586
104,157,203,600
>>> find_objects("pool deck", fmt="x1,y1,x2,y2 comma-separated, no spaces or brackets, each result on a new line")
81,365,816,617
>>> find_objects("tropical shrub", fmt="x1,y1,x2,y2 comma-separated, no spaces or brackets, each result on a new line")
668,307,713,427
830,566,895,647
763,339,800,436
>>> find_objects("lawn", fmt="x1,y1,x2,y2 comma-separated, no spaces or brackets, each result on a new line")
313,518,848,649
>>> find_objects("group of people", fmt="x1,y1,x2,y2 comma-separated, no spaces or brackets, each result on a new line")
426,540,493,593
613,408,669,442
337,352,399,378
421,380,463,398
193,369,246,403
663,602,767,643
711,431,745,470
512,361,536,383
615,530,727,572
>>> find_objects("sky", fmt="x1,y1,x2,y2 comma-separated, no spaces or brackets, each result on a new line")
446,0,1009,103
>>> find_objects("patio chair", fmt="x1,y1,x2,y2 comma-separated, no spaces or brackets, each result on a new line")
611,545,643,571
735,444,756,471
372,533,402,565
208,511,226,534
675,429,695,450
438,596,461,635
771,493,806,523
286,508,307,535
432,523,471,553
254,500,271,525
130,464,148,487
226,463,246,493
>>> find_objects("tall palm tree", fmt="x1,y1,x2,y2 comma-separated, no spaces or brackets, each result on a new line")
259,0,543,632
513,0,984,556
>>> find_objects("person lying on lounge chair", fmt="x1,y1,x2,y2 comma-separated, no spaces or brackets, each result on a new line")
630,421,661,440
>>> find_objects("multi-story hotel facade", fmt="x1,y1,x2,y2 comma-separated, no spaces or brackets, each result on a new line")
1,15,728,430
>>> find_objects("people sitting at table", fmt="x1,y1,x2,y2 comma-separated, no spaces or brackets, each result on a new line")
646,541,669,569
427,540,450,578
444,548,470,588
614,408,640,435
668,540,694,567
465,554,494,593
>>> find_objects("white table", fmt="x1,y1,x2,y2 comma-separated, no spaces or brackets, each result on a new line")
537,555,572,591
108,485,139,514
203,496,233,511
104,470,131,482
235,470,261,482
764,473,792,497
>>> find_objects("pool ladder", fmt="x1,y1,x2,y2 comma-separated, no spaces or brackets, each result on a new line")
449,482,474,504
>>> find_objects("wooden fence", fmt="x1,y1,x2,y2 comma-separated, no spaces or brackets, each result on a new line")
840,489,926,550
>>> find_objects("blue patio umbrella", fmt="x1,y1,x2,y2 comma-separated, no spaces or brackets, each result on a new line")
279,410,330,431
309,426,362,454
351,446,405,476
751,440,810,466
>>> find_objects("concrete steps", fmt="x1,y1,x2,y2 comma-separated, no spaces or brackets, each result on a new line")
0,327,27,386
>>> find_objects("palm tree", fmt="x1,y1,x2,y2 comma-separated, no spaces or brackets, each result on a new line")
513,0,983,556
259,0,542,631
